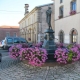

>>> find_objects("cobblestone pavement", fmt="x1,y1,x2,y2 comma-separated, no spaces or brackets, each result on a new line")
0,56,80,80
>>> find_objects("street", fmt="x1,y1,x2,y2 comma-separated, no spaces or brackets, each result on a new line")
0,48,8,57
0,48,80,80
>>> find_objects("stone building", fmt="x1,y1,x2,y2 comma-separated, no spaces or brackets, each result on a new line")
19,3,54,43
54,0,80,44
0,25,20,41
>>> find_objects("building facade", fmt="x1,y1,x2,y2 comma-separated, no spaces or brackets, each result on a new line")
19,3,54,43
54,0,80,44
0,25,20,41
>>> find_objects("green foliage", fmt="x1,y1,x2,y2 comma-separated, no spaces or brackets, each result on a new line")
67,44,73,49
67,51,73,61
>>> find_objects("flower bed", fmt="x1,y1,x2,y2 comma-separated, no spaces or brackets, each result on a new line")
9,44,48,67
9,45,21,59
9,43,80,67
55,43,80,64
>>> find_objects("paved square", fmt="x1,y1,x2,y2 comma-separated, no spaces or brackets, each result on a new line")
0,56,80,80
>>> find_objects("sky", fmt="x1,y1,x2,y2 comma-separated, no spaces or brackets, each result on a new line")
0,0,53,26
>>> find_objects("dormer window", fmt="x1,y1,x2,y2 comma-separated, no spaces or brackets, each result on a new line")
60,0,63,3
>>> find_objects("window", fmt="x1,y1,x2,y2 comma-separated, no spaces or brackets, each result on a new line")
7,38,13,44
59,6,63,18
70,30,77,43
28,18,30,25
6,32,10,37
59,31,64,43
14,38,20,43
60,0,63,3
20,38,27,43
34,14,35,22
13,32,17,37
71,0,76,11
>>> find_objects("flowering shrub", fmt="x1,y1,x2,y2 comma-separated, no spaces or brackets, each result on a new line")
35,42,43,48
32,42,43,48
70,10,76,15
68,44,80,61
55,43,80,64
21,43,29,48
28,47,48,66
19,47,48,66
54,48,68,64
19,48,33,60
9,45,21,59
67,44,73,49
9,42,80,66
16,44,22,48
56,43,64,48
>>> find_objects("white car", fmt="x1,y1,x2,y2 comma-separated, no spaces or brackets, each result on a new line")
0,40,5,48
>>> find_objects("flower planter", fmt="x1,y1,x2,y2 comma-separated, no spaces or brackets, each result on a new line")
58,15,63,19
9,43,80,67
70,10,76,15
22,59,73,67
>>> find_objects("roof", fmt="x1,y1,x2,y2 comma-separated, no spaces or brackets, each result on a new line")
0,25,19,28
19,3,53,23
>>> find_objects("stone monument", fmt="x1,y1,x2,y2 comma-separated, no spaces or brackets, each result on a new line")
42,6,56,60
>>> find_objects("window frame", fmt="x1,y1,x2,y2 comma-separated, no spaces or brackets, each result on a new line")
6,32,10,37
59,6,64,18
71,30,77,43
13,32,17,37
60,0,63,3
59,30,64,43
13,38,20,43
70,0,76,11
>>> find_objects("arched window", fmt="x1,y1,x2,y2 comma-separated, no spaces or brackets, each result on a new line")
59,30,64,43
29,29,31,40
70,29,77,43
33,28,36,43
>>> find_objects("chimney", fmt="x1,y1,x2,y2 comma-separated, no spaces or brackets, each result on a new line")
24,4,29,16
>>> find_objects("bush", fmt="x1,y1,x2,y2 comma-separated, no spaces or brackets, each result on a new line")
54,48,68,64
28,47,48,66
68,44,80,61
9,45,21,59
19,48,33,60
56,43,65,48
9,43,80,66
55,43,80,64
21,43,29,48
19,47,48,66
32,42,43,48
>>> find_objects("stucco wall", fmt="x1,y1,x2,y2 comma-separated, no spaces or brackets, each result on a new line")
54,0,80,44
19,3,54,43
55,0,80,20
